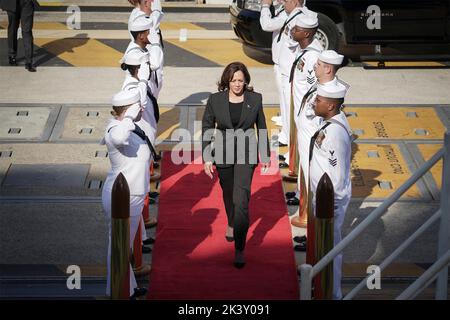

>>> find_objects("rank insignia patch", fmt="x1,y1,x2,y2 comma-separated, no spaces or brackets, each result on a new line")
328,150,337,167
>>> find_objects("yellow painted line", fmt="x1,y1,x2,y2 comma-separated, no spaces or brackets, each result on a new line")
351,144,421,199
417,144,443,188
346,107,446,140
364,61,445,67
166,39,271,67
160,22,204,31
34,38,123,67
157,107,181,141
32,22,68,30
39,2,64,6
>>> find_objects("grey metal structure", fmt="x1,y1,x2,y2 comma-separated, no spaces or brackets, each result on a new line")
299,131,450,300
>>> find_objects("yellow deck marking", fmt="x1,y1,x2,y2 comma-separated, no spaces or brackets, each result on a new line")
166,39,271,67
417,144,443,189
160,22,204,31
346,107,445,140
157,107,181,141
351,144,420,198
364,61,445,67
34,38,123,67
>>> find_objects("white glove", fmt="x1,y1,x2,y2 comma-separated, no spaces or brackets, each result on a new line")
137,61,150,81
123,102,141,121
151,0,162,12
147,28,161,45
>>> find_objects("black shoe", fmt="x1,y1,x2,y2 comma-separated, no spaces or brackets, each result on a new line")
148,191,159,199
279,162,289,168
142,246,152,254
234,250,245,269
287,197,299,205
285,191,296,199
8,57,17,66
143,237,155,245
25,63,36,72
130,287,147,299
293,235,307,243
294,242,306,252
273,141,287,147
225,235,234,242
278,154,286,161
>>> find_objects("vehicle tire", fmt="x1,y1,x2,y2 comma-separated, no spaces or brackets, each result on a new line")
316,13,340,51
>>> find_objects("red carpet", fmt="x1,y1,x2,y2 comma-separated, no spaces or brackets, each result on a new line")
147,151,299,300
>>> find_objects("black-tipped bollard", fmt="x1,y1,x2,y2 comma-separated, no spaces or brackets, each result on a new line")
111,172,130,300
314,173,334,300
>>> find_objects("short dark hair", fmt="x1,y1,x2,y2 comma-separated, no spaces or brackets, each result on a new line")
120,63,139,76
217,61,253,92
130,30,142,41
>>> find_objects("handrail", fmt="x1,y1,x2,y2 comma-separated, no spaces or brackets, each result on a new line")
309,147,444,279
344,210,441,300
397,250,450,300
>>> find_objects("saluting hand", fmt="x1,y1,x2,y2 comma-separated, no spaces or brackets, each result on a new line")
204,161,214,179
262,0,272,6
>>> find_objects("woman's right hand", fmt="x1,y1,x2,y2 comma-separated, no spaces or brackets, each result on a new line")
204,162,214,179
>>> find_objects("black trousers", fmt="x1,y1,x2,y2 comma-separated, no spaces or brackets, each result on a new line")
7,0,35,64
216,164,256,251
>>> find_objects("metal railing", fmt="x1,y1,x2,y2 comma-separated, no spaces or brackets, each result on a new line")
299,131,450,300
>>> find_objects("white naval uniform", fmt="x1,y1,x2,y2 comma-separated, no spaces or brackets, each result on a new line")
127,9,164,98
102,117,151,297
277,6,312,145
309,112,352,300
297,79,341,187
122,73,158,242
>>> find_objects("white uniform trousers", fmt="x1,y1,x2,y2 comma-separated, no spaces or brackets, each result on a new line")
275,66,290,145
278,73,290,145
103,190,145,297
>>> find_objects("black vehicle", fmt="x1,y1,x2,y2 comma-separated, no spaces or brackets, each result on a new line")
230,0,450,57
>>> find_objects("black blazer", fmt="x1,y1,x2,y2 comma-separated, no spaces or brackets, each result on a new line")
0,0,40,12
202,90,271,168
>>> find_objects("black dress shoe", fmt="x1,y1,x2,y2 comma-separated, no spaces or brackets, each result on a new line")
279,162,289,168
148,191,159,199
293,235,307,243
8,57,17,66
225,235,234,242
25,63,36,72
143,237,155,245
234,250,245,269
130,287,147,299
294,242,307,252
285,191,296,199
273,141,287,147
142,246,152,254
287,197,299,206
278,154,286,161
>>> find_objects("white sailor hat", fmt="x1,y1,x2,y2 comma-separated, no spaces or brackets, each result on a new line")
317,81,348,99
129,16,152,32
319,50,344,65
111,89,140,106
293,12,319,29
122,49,149,66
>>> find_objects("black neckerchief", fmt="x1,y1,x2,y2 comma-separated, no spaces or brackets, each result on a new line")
277,10,303,42
298,84,317,116
289,49,309,83
133,123,157,160
309,122,331,163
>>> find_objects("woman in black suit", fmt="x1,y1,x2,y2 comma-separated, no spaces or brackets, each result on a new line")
202,62,271,268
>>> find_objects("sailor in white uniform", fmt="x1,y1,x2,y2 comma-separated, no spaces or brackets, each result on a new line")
265,0,309,148
125,14,164,101
287,12,322,205
259,0,287,127
309,81,352,300
102,89,154,299
297,50,345,186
